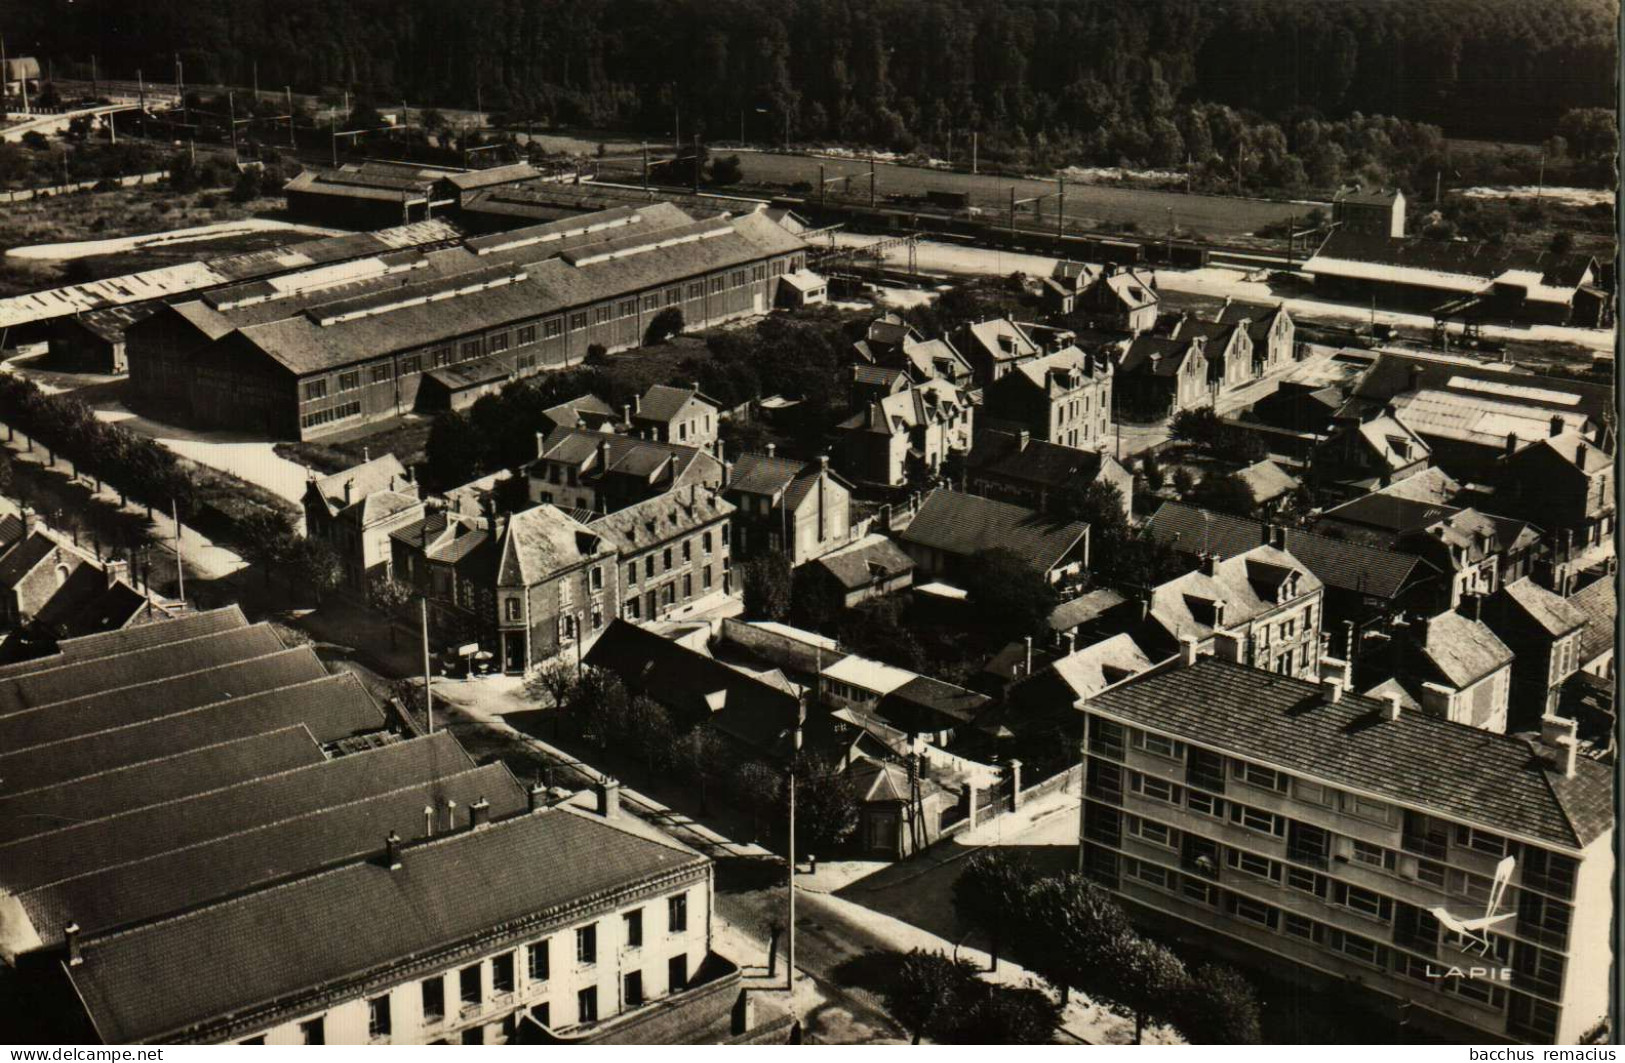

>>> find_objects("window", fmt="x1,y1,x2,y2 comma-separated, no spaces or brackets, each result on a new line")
668,954,689,991
338,370,360,391
490,332,511,353
625,971,645,1006
667,287,683,306
626,562,637,586
594,306,613,325
1522,847,1578,899
300,401,362,429
1130,817,1176,849
528,939,550,983
368,995,391,1039
1455,825,1511,857
1182,835,1221,879
577,987,598,1025
1134,730,1181,758
461,1026,483,1045
1131,858,1173,890
663,547,673,571
531,1002,551,1029
703,565,712,590
624,909,644,949
1286,867,1325,897
577,924,598,965
1180,877,1218,906
1236,762,1288,792
1287,821,1330,867
721,524,729,546
643,294,661,313
1089,719,1126,759
299,1018,325,1045
688,282,704,299
371,363,392,383
617,299,636,319
1229,803,1283,836
1337,931,1385,967
1351,840,1396,871
1283,913,1321,942
591,566,604,591
1228,893,1279,929
303,379,328,401
1516,892,1573,949
1226,849,1280,881
1508,993,1560,1042
545,318,564,338
1402,810,1449,858
1186,748,1225,791
460,964,482,1006
1450,976,1507,1009
681,538,692,563
1296,780,1335,806
569,312,588,331
1186,790,1225,818
1512,944,1565,997
1132,773,1178,804
401,355,422,375
431,346,451,368
493,952,515,994
645,556,655,579
682,573,692,599
518,325,537,345
702,530,713,554
422,977,445,1023
668,893,688,933
1338,883,1393,921
708,276,725,294
505,596,522,622
1416,859,1448,889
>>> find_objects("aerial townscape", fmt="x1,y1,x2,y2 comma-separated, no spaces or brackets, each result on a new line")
0,0,1615,1048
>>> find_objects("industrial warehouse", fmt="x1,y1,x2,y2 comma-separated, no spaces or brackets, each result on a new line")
122,202,812,440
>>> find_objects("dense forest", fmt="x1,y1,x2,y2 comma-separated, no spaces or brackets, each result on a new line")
13,0,1617,151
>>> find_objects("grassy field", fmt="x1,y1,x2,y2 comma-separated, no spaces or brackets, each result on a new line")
601,151,1324,241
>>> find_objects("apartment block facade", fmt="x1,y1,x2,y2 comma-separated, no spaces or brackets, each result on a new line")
1077,657,1611,1044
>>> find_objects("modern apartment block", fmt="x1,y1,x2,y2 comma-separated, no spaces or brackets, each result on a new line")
1076,655,1611,1044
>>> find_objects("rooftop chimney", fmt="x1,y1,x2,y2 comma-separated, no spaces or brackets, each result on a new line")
597,439,609,470
1321,676,1345,704
469,796,491,829
819,454,829,472
423,804,435,838
20,507,36,537
1179,636,1200,667
1551,414,1565,438
1065,631,1076,655
385,830,403,869
1382,692,1402,721
1505,432,1518,456
623,404,633,426
104,557,129,591
765,443,776,457
528,783,548,813
1018,429,1030,451
596,777,622,819
1200,553,1221,577
633,394,642,413
1024,635,1033,676
65,922,82,966
1539,714,1580,779
343,479,355,505
442,799,458,833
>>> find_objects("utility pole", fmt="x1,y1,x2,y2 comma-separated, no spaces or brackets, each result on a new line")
252,60,259,103
787,657,809,1001
1434,170,1442,205
1057,174,1066,240
692,134,700,194
90,55,97,97
107,109,115,145
868,154,876,208
171,500,185,605
674,103,679,154
176,54,186,124
642,143,649,190
1009,185,1016,241
971,131,978,175
227,91,237,157
783,109,789,151
286,87,295,148
1537,152,1545,198
137,70,145,136
421,597,434,734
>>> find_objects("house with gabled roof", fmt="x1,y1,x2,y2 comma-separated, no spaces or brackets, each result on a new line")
950,317,1042,383
802,533,915,609
528,427,725,514
982,346,1114,452
590,484,736,625
1312,406,1432,496
302,452,425,591
494,504,617,673
1155,312,1253,390
835,379,973,488
1214,297,1296,375
1494,425,1615,589
1480,577,1590,728
1113,333,1209,418
900,489,1089,586
724,451,852,565
1041,259,1104,315
1359,607,1513,733
629,384,720,451
1075,266,1159,334
964,429,1132,519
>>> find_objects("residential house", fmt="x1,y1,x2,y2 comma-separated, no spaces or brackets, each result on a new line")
1495,427,1615,591
899,489,1090,587
1567,574,1615,680
1213,298,1296,376
591,485,736,625
1042,260,1104,315
895,337,975,389
1332,186,1407,237
982,346,1114,451
800,534,916,609
1156,313,1253,391
852,314,923,365
964,430,1133,520
302,453,424,591
1145,502,1447,657
1314,495,1541,601
1361,608,1514,733
777,270,829,308
1479,578,1589,728
629,385,720,452
541,394,619,434
389,507,498,643
725,452,853,565
850,363,913,408
951,318,1041,383
848,756,956,859
1249,381,1342,437
819,655,990,745
1077,655,1611,1044
836,379,974,488
1142,545,1325,679
528,428,725,515
1233,459,1301,514
1113,334,1210,419
0,527,86,629
1312,409,1433,496
1075,266,1160,334
494,505,618,674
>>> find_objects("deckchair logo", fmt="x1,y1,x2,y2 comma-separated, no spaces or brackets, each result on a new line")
1425,854,1515,981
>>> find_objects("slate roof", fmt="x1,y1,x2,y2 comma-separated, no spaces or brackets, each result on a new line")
66,804,706,1044
1414,610,1513,688
31,575,155,639
0,513,23,555
0,647,329,753
902,489,1088,577
1497,578,1588,637
966,430,1118,492
1119,335,1199,376
1050,588,1128,633
0,533,60,589
1527,430,1613,474
588,488,734,554
310,454,412,517
1048,633,1157,701
0,727,323,847
1234,459,1300,504
0,733,472,899
726,453,849,512
441,163,543,191
1569,577,1616,667
811,534,915,591
0,674,384,795
852,363,908,389
496,504,602,587
1311,231,1595,288
635,384,712,424
878,675,992,729
839,379,971,436
1088,657,1611,851
12,762,527,953
0,624,290,717
536,426,720,488
541,393,618,432
847,756,945,805
1146,502,1437,601
1149,545,1321,642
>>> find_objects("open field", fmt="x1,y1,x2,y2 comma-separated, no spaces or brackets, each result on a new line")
601,151,1324,240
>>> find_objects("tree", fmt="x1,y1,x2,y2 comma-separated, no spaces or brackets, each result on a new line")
1171,467,1198,497
644,307,685,346
237,508,297,585
624,693,676,770
953,851,1038,971
672,725,729,813
958,548,1059,639
1052,479,1128,546
1188,471,1258,517
740,550,793,621
733,758,783,839
1171,407,1222,449
1103,932,1188,1043
1142,453,1165,492
229,166,264,203
1012,872,1131,1002
788,751,859,852
424,410,489,490
708,153,744,185
366,574,416,647
1550,230,1576,255
525,657,579,739
291,537,346,605
1171,962,1263,1044
1109,530,1191,591
885,951,976,1044
956,984,1063,1044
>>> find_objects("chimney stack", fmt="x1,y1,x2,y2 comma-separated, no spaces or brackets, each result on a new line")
1024,635,1033,676
343,479,355,505
1551,414,1565,438
1018,429,1030,451
65,922,82,966
765,443,776,457
1321,676,1345,703
1178,636,1200,667
385,830,403,869
363,446,371,463
528,783,548,813
596,777,622,819
633,394,642,414
104,557,129,590
424,804,435,838
443,799,458,833
1382,692,1402,721
623,404,633,427
1505,432,1518,456
1539,714,1580,779
1065,631,1076,655
1200,553,1221,577
819,454,829,472
21,507,36,537
469,796,491,829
